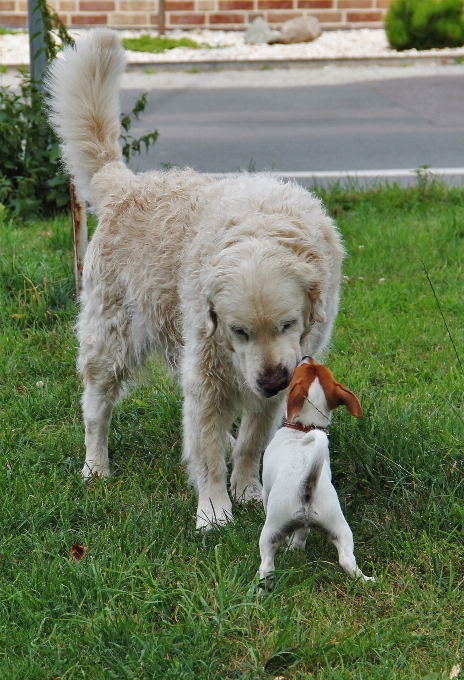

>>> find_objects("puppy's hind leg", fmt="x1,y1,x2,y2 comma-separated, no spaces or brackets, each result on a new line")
259,522,284,592
318,503,374,581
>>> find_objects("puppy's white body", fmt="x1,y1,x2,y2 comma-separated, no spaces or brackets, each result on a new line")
260,364,374,587
46,31,345,529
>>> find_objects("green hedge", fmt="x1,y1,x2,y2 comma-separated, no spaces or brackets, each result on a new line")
385,0,464,51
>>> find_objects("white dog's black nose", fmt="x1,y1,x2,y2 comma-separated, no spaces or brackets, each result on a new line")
257,366,290,397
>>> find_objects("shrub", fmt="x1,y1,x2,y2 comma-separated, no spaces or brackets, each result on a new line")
0,2,158,220
385,0,464,51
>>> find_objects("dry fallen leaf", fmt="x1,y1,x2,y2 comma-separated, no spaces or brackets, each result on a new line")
70,544,88,561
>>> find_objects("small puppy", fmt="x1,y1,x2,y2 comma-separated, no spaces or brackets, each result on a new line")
259,357,374,590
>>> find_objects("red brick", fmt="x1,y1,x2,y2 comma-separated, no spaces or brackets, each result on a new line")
71,13,108,22
346,9,382,19
79,0,114,8
375,0,390,8
209,11,245,21
0,2,15,10
310,9,342,20
248,11,265,18
258,0,293,8
165,0,194,10
149,13,159,22
0,13,27,25
169,11,205,22
298,0,332,7
219,0,253,9
338,0,372,7
267,10,301,20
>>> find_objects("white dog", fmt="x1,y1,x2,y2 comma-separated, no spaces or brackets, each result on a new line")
46,30,345,529
259,357,374,589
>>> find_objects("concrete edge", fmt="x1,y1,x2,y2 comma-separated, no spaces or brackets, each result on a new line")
125,55,464,71
4,54,464,72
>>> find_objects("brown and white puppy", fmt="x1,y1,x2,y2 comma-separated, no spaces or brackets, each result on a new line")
259,357,374,589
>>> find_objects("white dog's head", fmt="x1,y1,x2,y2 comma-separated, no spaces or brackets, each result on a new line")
203,238,327,399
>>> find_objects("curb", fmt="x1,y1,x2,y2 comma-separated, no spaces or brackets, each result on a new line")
4,54,464,72
124,54,464,71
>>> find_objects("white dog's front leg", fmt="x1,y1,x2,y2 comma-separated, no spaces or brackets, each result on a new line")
230,398,284,502
182,380,235,530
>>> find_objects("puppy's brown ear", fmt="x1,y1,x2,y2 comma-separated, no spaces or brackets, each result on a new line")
334,383,362,418
205,305,217,337
286,384,308,423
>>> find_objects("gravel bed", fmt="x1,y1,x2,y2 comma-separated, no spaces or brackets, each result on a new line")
2,28,464,66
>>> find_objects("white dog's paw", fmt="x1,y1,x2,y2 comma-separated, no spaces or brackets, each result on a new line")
196,497,233,531
231,478,263,504
81,461,110,480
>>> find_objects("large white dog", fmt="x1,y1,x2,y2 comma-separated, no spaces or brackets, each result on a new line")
46,29,345,529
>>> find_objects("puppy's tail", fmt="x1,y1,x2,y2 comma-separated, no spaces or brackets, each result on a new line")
300,430,326,500
45,29,126,204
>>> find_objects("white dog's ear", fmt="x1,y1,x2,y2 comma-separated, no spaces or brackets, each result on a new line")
294,262,326,324
307,285,326,324
205,303,218,337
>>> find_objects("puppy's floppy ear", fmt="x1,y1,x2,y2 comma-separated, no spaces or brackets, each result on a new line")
334,383,362,418
286,384,308,423
205,302,217,337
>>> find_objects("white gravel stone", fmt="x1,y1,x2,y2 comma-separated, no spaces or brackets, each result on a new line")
1,27,464,67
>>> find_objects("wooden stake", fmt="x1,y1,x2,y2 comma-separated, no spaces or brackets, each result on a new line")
70,179,88,295
158,0,165,36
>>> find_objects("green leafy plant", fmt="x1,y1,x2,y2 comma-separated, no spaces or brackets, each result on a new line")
0,3,158,220
122,34,211,53
120,92,159,163
0,70,70,219
385,0,464,51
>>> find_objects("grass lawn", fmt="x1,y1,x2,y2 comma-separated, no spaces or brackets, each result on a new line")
122,35,212,54
0,182,463,679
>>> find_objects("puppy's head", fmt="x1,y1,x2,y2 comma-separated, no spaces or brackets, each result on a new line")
286,357,362,423
203,241,327,399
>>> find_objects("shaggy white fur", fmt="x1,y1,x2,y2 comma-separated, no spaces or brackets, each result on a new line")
46,29,345,529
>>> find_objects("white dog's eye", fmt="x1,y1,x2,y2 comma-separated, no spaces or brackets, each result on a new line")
231,327,249,341
281,320,296,333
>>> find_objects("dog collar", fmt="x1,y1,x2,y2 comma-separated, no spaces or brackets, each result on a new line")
283,421,329,436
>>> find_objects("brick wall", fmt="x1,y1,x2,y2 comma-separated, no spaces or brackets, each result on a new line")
0,0,389,31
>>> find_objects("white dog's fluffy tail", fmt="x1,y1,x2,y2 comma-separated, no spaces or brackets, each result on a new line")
45,29,126,204
300,430,327,497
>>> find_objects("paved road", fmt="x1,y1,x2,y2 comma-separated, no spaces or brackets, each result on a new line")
120,67,464,175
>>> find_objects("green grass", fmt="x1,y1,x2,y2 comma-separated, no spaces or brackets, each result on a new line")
122,34,211,54
0,183,463,678
0,28,27,35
